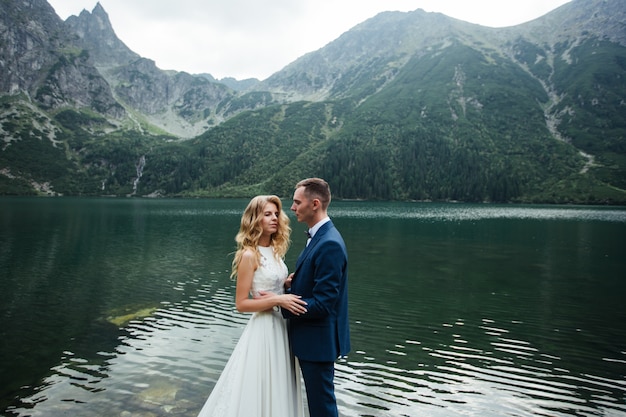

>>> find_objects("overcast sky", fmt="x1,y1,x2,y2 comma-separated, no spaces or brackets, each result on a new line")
47,0,572,80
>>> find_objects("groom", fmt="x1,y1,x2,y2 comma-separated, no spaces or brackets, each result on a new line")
283,177,351,417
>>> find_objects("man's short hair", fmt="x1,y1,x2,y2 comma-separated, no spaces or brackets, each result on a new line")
296,177,331,209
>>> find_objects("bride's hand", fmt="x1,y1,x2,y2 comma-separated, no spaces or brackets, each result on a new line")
278,294,307,315
255,291,307,314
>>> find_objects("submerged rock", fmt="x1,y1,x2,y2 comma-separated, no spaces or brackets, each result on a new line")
120,411,157,417
105,305,158,327
137,378,180,405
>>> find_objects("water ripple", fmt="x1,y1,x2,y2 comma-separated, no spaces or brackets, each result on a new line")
332,203,626,222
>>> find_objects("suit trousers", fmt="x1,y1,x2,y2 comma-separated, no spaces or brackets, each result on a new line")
299,359,338,417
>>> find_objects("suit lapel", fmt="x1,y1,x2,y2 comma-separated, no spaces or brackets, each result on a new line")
294,221,333,276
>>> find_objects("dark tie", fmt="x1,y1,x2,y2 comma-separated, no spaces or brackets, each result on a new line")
305,230,311,239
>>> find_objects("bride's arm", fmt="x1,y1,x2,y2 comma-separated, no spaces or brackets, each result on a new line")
234,250,263,312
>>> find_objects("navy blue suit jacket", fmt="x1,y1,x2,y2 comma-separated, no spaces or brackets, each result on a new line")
283,220,350,362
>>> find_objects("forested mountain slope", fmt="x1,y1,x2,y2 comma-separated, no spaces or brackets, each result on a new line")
0,0,624,203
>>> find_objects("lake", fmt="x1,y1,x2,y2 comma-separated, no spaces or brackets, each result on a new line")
1,197,625,417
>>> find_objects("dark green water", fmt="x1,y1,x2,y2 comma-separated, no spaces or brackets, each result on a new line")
1,198,625,416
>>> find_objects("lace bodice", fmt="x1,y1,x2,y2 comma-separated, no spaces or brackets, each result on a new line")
251,246,288,297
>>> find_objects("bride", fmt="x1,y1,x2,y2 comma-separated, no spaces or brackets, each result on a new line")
197,195,307,417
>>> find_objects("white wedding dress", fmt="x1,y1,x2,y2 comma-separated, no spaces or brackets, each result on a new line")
197,245,304,417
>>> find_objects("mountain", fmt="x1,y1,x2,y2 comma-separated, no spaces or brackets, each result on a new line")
197,74,261,92
60,3,265,138
64,3,139,68
0,0,624,204
0,0,124,117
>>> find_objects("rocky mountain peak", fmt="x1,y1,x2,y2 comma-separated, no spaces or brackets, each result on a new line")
64,2,139,68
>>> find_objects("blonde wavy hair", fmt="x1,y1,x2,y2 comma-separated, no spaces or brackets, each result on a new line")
230,195,291,279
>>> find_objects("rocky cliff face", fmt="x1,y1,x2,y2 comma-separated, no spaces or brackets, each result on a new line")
0,0,66,95
107,58,234,137
35,49,126,118
0,0,125,118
